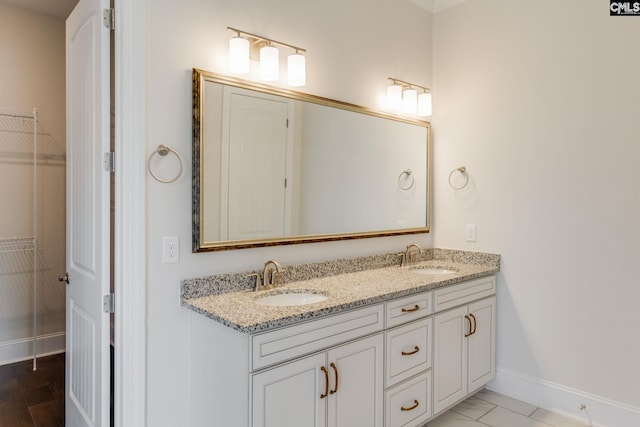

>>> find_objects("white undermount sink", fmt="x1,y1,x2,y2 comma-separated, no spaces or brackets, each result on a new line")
255,292,328,307
409,267,458,275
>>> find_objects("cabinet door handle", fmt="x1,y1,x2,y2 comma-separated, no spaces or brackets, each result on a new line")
320,366,329,399
469,313,477,335
401,304,420,313
329,362,339,395
464,315,473,337
401,400,420,411
401,346,420,356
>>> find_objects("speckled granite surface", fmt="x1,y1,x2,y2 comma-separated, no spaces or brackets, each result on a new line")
181,249,499,334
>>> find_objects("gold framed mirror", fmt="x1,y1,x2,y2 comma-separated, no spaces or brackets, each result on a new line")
192,68,431,251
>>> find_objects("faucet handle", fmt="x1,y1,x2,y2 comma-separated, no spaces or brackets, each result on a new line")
247,273,263,291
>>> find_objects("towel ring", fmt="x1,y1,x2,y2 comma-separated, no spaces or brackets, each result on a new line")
448,166,469,190
398,169,415,190
148,144,183,184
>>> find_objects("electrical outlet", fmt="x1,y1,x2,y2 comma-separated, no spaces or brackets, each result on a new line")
465,224,477,242
162,236,179,263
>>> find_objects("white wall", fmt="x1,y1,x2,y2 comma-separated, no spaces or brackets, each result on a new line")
0,3,66,364
433,0,640,423
144,0,432,425
0,3,66,144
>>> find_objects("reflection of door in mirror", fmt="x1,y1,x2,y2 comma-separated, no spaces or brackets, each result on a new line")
220,88,293,241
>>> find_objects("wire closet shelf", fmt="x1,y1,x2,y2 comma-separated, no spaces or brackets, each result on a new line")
0,109,58,371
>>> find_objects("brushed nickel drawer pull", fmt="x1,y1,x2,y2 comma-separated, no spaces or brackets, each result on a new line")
401,400,419,411
401,305,420,313
329,362,339,394
401,346,420,356
320,366,329,399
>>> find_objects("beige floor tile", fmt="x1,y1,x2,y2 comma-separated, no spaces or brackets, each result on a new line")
479,407,552,427
530,408,590,427
451,396,497,420
475,389,538,416
426,410,488,427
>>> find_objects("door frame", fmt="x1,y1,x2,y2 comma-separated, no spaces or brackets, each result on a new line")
113,1,146,426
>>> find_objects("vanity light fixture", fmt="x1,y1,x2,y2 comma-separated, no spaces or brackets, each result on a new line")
387,78,432,117
228,34,250,74
227,27,307,86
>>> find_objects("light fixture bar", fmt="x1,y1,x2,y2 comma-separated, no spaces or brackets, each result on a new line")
388,77,430,93
227,27,306,54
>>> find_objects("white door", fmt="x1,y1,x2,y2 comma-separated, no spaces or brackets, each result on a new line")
225,92,289,240
252,352,327,427
65,0,111,425
327,334,384,427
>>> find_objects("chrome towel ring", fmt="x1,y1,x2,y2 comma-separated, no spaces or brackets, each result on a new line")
398,169,415,190
448,166,469,190
148,144,183,184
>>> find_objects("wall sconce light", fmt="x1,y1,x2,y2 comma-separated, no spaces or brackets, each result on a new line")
387,78,432,117
227,27,307,86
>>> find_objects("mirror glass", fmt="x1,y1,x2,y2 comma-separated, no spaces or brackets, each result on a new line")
193,69,431,251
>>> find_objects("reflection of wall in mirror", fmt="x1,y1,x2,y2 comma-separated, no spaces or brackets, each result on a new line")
298,103,427,234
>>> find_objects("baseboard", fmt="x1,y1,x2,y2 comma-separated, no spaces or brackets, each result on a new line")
487,367,640,427
0,332,65,366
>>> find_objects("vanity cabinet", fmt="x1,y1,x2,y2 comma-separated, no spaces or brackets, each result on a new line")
251,333,384,427
432,277,496,415
188,274,496,427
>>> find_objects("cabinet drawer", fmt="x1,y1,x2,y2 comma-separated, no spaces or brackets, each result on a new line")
386,292,432,328
385,372,432,427
434,276,495,312
386,318,432,387
251,304,384,371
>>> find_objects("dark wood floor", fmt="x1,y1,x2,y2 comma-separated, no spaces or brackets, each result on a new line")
0,353,64,427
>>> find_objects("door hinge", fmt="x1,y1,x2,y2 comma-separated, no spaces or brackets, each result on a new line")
104,152,115,172
103,294,115,314
286,118,289,128
103,8,115,31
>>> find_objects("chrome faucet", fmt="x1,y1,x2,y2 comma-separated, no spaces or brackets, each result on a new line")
263,259,284,288
399,244,423,267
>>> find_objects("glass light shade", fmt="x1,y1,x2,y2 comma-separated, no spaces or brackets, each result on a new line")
402,89,418,113
387,84,402,111
418,92,432,117
260,45,279,81
287,53,306,86
228,37,250,74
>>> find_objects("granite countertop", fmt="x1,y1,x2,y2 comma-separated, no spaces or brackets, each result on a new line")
182,258,498,334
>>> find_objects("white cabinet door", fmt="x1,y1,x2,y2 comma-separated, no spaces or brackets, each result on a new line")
433,296,496,415
327,334,384,427
468,296,496,392
252,352,327,427
433,306,468,415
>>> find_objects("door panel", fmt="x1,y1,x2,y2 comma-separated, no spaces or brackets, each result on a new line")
252,352,326,427
226,93,289,240
327,334,384,427
468,297,496,392
433,306,467,415
65,0,111,425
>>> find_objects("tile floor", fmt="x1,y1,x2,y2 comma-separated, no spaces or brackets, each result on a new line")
426,389,590,427
0,353,65,427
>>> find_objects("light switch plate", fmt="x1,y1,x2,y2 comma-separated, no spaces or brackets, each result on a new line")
465,224,477,242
